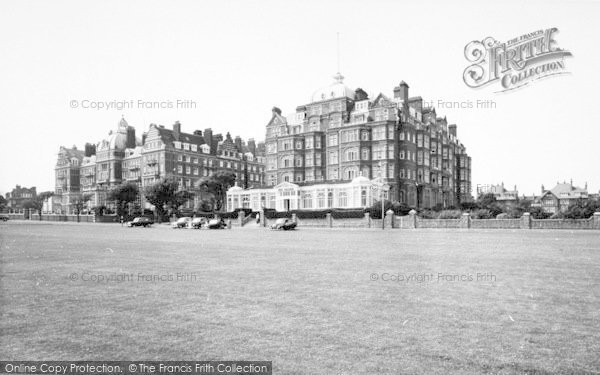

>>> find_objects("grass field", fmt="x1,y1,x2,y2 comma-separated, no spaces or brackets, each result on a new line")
0,221,599,374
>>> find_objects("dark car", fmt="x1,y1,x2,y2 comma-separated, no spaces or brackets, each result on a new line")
207,218,226,229
126,217,153,227
270,218,297,230
0,214,9,221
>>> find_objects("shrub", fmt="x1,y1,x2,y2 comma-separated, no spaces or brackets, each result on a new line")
431,203,444,212
331,209,364,219
263,209,292,219
471,209,492,219
219,211,239,219
528,207,552,219
366,200,393,219
391,202,413,216
438,210,462,219
418,209,437,219
292,210,328,219
460,202,479,211
91,205,107,216
194,211,214,218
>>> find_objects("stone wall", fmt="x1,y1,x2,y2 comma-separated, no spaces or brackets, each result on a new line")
417,218,463,229
531,217,595,230
471,218,521,229
5,211,600,230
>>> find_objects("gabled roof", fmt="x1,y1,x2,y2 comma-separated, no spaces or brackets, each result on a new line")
371,93,393,108
58,146,84,160
267,111,288,127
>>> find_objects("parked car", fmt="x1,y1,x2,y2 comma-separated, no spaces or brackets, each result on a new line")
191,217,207,229
0,214,9,221
172,217,192,229
271,218,297,230
207,218,226,229
126,217,153,227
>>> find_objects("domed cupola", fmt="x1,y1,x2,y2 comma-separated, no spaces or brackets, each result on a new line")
311,72,355,103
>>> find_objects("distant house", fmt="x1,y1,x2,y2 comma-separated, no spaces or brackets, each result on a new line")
533,181,589,214
477,182,518,207
5,185,37,210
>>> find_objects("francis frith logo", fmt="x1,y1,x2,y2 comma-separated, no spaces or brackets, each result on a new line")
463,27,572,92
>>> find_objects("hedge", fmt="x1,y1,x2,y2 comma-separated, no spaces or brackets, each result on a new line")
331,209,365,219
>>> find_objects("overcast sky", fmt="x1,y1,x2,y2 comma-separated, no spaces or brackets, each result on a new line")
0,0,598,197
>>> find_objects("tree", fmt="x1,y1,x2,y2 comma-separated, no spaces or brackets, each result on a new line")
37,191,54,219
74,194,92,222
367,199,393,219
108,182,139,217
196,171,236,211
22,191,54,220
0,194,7,211
476,193,503,217
528,206,551,219
22,199,36,218
144,178,194,222
563,198,600,219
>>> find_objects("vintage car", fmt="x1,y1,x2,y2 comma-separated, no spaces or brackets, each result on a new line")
172,217,192,229
270,218,297,230
191,217,207,229
207,218,227,229
0,214,9,221
126,217,153,227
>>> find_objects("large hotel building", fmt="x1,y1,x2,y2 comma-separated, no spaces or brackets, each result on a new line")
54,74,472,214
54,118,266,214
227,73,472,212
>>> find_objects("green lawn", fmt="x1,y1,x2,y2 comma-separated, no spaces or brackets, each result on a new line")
1,222,599,374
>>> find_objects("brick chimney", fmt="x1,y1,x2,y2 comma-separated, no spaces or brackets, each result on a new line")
203,128,213,148
173,121,181,141
354,88,368,101
393,81,409,101
448,124,457,137
247,138,256,155
234,136,243,152
126,126,136,148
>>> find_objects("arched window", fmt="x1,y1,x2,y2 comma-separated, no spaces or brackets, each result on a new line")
361,190,367,206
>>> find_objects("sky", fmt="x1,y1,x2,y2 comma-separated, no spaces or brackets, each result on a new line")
0,0,598,198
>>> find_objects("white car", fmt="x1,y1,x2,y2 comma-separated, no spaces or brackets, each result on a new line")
171,217,192,228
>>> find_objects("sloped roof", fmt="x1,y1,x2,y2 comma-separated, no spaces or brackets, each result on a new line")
550,182,586,195
59,146,84,160
155,126,206,146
